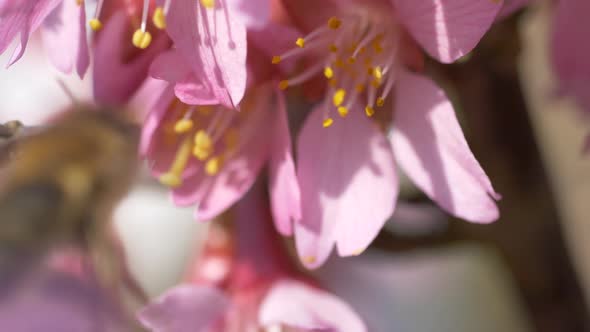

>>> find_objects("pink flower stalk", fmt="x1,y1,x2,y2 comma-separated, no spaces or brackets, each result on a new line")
271,0,502,268
138,183,366,332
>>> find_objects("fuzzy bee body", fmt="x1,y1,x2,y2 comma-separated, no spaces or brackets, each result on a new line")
0,109,143,301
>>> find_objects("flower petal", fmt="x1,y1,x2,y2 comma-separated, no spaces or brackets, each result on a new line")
268,90,300,236
171,89,272,220
394,0,503,63
259,280,367,332
0,0,61,67
295,105,398,269
93,12,169,106
391,70,500,223
227,0,270,29
167,0,247,108
138,285,229,332
40,0,89,78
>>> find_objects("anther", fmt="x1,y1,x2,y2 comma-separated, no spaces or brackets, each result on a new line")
376,97,385,107
205,156,223,176
323,118,334,128
365,106,375,117
89,18,103,31
272,56,282,64
329,44,338,52
333,89,346,107
200,0,215,8
193,130,213,160
132,29,153,49
174,119,194,134
153,6,167,29
278,80,289,90
324,67,334,79
327,17,341,29
337,107,348,118
76,0,83,6
89,0,104,31
295,38,305,48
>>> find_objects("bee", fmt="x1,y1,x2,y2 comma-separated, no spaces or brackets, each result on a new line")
0,108,146,303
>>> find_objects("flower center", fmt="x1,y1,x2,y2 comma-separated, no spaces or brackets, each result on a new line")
274,13,401,127
158,100,241,188
87,0,216,49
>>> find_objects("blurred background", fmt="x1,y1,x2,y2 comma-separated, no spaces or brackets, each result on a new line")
1,2,589,331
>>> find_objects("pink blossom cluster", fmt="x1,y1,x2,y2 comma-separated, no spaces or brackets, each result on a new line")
2,0,584,330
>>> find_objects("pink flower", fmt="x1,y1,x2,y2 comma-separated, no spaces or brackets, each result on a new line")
0,0,88,75
138,183,366,332
140,79,300,227
272,0,502,268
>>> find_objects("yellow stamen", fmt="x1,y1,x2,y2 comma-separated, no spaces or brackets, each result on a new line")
193,130,213,160
89,18,102,31
347,57,356,64
323,118,334,128
373,66,383,80
278,80,289,90
376,97,385,107
295,38,305,48
332,89,346,107
324,67,334,79
337,106,348,118
355,84,365,93
329,44,338,53
174,119,194,134
327,17,341,29
200,0,215,8
205,156,223,176
158,137,193,188
132,29,152,49
303,256,317,264
76,0,83,6
153,6,166,29
272,56,281,64
365,106,375,117
371,79,381,88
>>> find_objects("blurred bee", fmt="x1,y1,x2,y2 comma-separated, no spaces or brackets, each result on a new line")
0,108,145,302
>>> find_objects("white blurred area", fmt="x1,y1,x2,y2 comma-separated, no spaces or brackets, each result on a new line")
0,38,533,330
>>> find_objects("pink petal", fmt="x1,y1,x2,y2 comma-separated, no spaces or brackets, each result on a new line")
175,74,219,105
259,280,367,332
139,84,176,157
92,12,169,106
295,105,398,269
268,90,300,236
150,50,192,83
41,0,89,77
550,0,590,112
394,0,503,63
172,91,272,220
227,0,270,29
391,70,500,223
167,0,247,108
0,0,62,67
137,285,229,332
